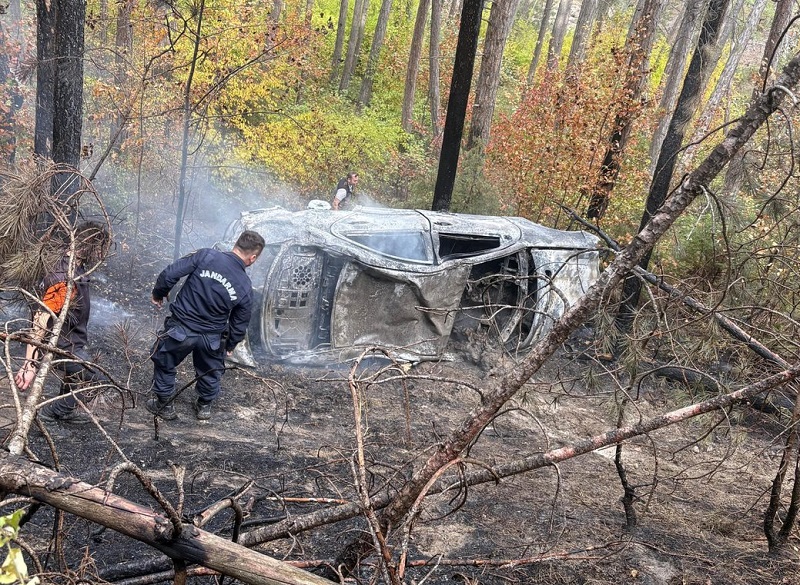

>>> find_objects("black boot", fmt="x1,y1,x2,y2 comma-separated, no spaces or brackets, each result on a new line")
145,394,177,420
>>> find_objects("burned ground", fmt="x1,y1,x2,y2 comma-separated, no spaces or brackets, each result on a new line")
1,197,799,584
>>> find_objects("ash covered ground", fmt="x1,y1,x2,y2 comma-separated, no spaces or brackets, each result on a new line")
1,196,798,585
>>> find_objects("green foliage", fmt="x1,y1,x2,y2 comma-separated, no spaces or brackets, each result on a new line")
663,207,726,285
232,96,426,199
0,510,37,585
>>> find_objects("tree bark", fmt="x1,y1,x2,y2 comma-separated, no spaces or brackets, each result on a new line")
357,0,394,110
330,0,349,82
566,0,598,71
546,0,572,70
428,0,443,137
467,0,523,150
431,0,483,211
526,0,553,83
34,0,57,159
401,0,431,131
51,0,85,169
0,452,334,585
617,0,730,337
339,0,369,91
682,0,766,168
648,0,703,176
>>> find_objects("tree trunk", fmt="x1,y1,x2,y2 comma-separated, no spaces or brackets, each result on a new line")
648,0,703,175
51,0,85,169
526,0,553,83
467,0,523,150
431,0,483,211
617,0,730,338
401,0,431,131
546,0,572,70
330,0,349,82
566,0,598,71
722,0,792,196
0,452,334,585
764,392,800,552
356,0,394,110
339,0,369,91
682,0,766,168
34,0,57,159
268,0,283,46
0,22,20,164
429,0,443,137
585,0,663,221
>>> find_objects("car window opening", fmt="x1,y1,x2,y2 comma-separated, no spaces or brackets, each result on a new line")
439,233,502,259
345,232,430,262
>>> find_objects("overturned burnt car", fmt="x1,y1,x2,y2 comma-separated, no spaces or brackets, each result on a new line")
218,206,600,365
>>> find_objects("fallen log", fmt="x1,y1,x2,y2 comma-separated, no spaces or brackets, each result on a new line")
0,451,333,585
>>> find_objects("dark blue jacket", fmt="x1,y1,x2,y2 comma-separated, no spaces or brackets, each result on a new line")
153,248,253,351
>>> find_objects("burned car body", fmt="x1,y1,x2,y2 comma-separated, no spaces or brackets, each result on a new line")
219,206,599,365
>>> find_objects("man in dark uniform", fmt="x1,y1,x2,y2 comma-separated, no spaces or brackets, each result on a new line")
331,171,359,210
146,230,265,421
15,221,111,424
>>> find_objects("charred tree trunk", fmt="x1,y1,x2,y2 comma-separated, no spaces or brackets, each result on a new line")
51,0,85,170
431,0,483,211
34,0,57,159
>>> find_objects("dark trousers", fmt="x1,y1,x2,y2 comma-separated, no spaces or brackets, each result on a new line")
150,320,225,404
51,348,102,415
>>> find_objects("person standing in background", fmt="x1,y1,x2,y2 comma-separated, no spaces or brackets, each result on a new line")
15,221,111,424
332,172,359,210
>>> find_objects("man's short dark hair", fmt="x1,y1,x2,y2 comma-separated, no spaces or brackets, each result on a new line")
235,230,265,255
75,221,111,264
347,172,358,180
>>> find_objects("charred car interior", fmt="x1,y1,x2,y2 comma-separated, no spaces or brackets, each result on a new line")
218,206,600,365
